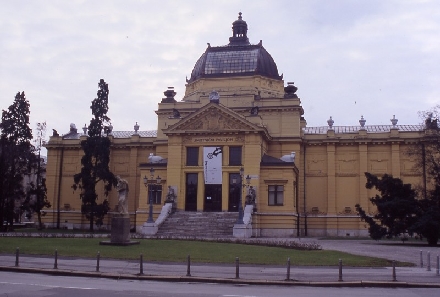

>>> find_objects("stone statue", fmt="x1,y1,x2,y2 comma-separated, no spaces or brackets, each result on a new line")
165,186,177,203
116,176,129,215
172,108,181,118
245,186,256,205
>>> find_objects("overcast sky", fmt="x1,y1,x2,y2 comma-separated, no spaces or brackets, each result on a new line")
1,0,439,148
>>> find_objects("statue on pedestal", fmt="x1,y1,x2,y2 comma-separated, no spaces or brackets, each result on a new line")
100,176,139,245
116,176,129,216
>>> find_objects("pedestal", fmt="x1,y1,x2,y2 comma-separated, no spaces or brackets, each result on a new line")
233,223,252,238
141,222,158,235
111,216,131,242
100,216,140,246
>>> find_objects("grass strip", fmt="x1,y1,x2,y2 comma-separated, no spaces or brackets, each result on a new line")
0,237,412,267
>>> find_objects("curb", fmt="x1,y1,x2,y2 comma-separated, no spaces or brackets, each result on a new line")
1,266,439,288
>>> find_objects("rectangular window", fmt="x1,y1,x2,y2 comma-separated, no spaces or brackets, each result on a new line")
150,185,162,204
268,185,284,206
186,147,199,166
229,146,242,166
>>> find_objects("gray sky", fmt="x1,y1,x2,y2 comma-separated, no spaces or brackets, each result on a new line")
1,0,439,147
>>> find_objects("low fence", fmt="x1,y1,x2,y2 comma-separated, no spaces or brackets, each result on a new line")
3,248,440,286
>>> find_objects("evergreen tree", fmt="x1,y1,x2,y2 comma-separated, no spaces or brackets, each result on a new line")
355,173,419,240
0,92,33,231
356,107,440,246
73,79,117,231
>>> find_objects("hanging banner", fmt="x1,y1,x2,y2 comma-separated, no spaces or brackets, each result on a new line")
203,146,223,184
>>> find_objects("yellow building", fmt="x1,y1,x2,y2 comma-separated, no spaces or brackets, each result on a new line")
44,13,425,237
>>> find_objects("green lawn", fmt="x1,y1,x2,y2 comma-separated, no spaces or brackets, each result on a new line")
0,237,412,267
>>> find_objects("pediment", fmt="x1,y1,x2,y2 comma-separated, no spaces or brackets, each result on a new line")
164,103,265,135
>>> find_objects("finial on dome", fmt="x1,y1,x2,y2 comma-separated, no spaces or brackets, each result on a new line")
229,12,250,46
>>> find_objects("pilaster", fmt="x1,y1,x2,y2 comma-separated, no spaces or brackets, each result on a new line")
358,143,368,208
222,171,229,211
391,143,401,178
197,171,204,211
129,146,139,211
326,143,336,214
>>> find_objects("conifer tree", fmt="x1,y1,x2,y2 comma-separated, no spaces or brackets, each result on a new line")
73,79,117,231
0,92,33,231
357,106,440,246
355,173,419,240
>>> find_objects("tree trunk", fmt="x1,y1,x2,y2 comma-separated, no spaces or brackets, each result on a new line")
427,235,438,246
89,209,94,231
37,212,43,230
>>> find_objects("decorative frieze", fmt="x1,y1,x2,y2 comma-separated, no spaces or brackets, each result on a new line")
181,136,245,143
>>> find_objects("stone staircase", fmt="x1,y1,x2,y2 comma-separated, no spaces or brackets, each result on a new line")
156,211,238,238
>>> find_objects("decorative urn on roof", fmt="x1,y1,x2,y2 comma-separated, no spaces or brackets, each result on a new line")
359,116,366,130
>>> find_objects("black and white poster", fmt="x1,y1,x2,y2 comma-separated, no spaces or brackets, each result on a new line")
203,147,222,184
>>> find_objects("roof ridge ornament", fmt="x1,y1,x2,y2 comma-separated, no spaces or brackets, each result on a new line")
390,115,398,129
284,82,298,98
359,115,366,130
327,116,334,129
133,122,139,135
161,87,177,103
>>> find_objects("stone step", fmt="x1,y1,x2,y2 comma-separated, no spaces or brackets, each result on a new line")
156,211,238,238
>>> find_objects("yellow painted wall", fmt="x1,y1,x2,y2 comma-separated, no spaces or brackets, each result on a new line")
43,72,426,237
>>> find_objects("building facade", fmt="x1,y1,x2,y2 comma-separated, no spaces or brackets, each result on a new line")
44,14,426,237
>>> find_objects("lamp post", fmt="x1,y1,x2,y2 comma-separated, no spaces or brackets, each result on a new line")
143,168,161,224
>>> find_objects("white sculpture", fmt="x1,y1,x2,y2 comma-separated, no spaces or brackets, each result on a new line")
280,152,296,163
148,153,164,163
116,176,129,215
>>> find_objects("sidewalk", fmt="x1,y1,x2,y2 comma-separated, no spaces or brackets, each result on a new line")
0,253,439,288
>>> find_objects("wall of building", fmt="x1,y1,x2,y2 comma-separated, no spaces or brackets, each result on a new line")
301,128,424,236
43,72,426,237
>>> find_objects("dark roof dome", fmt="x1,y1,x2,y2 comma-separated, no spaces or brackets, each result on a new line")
187,13,282,83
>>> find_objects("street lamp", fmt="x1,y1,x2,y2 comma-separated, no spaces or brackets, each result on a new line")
143,168,161,223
